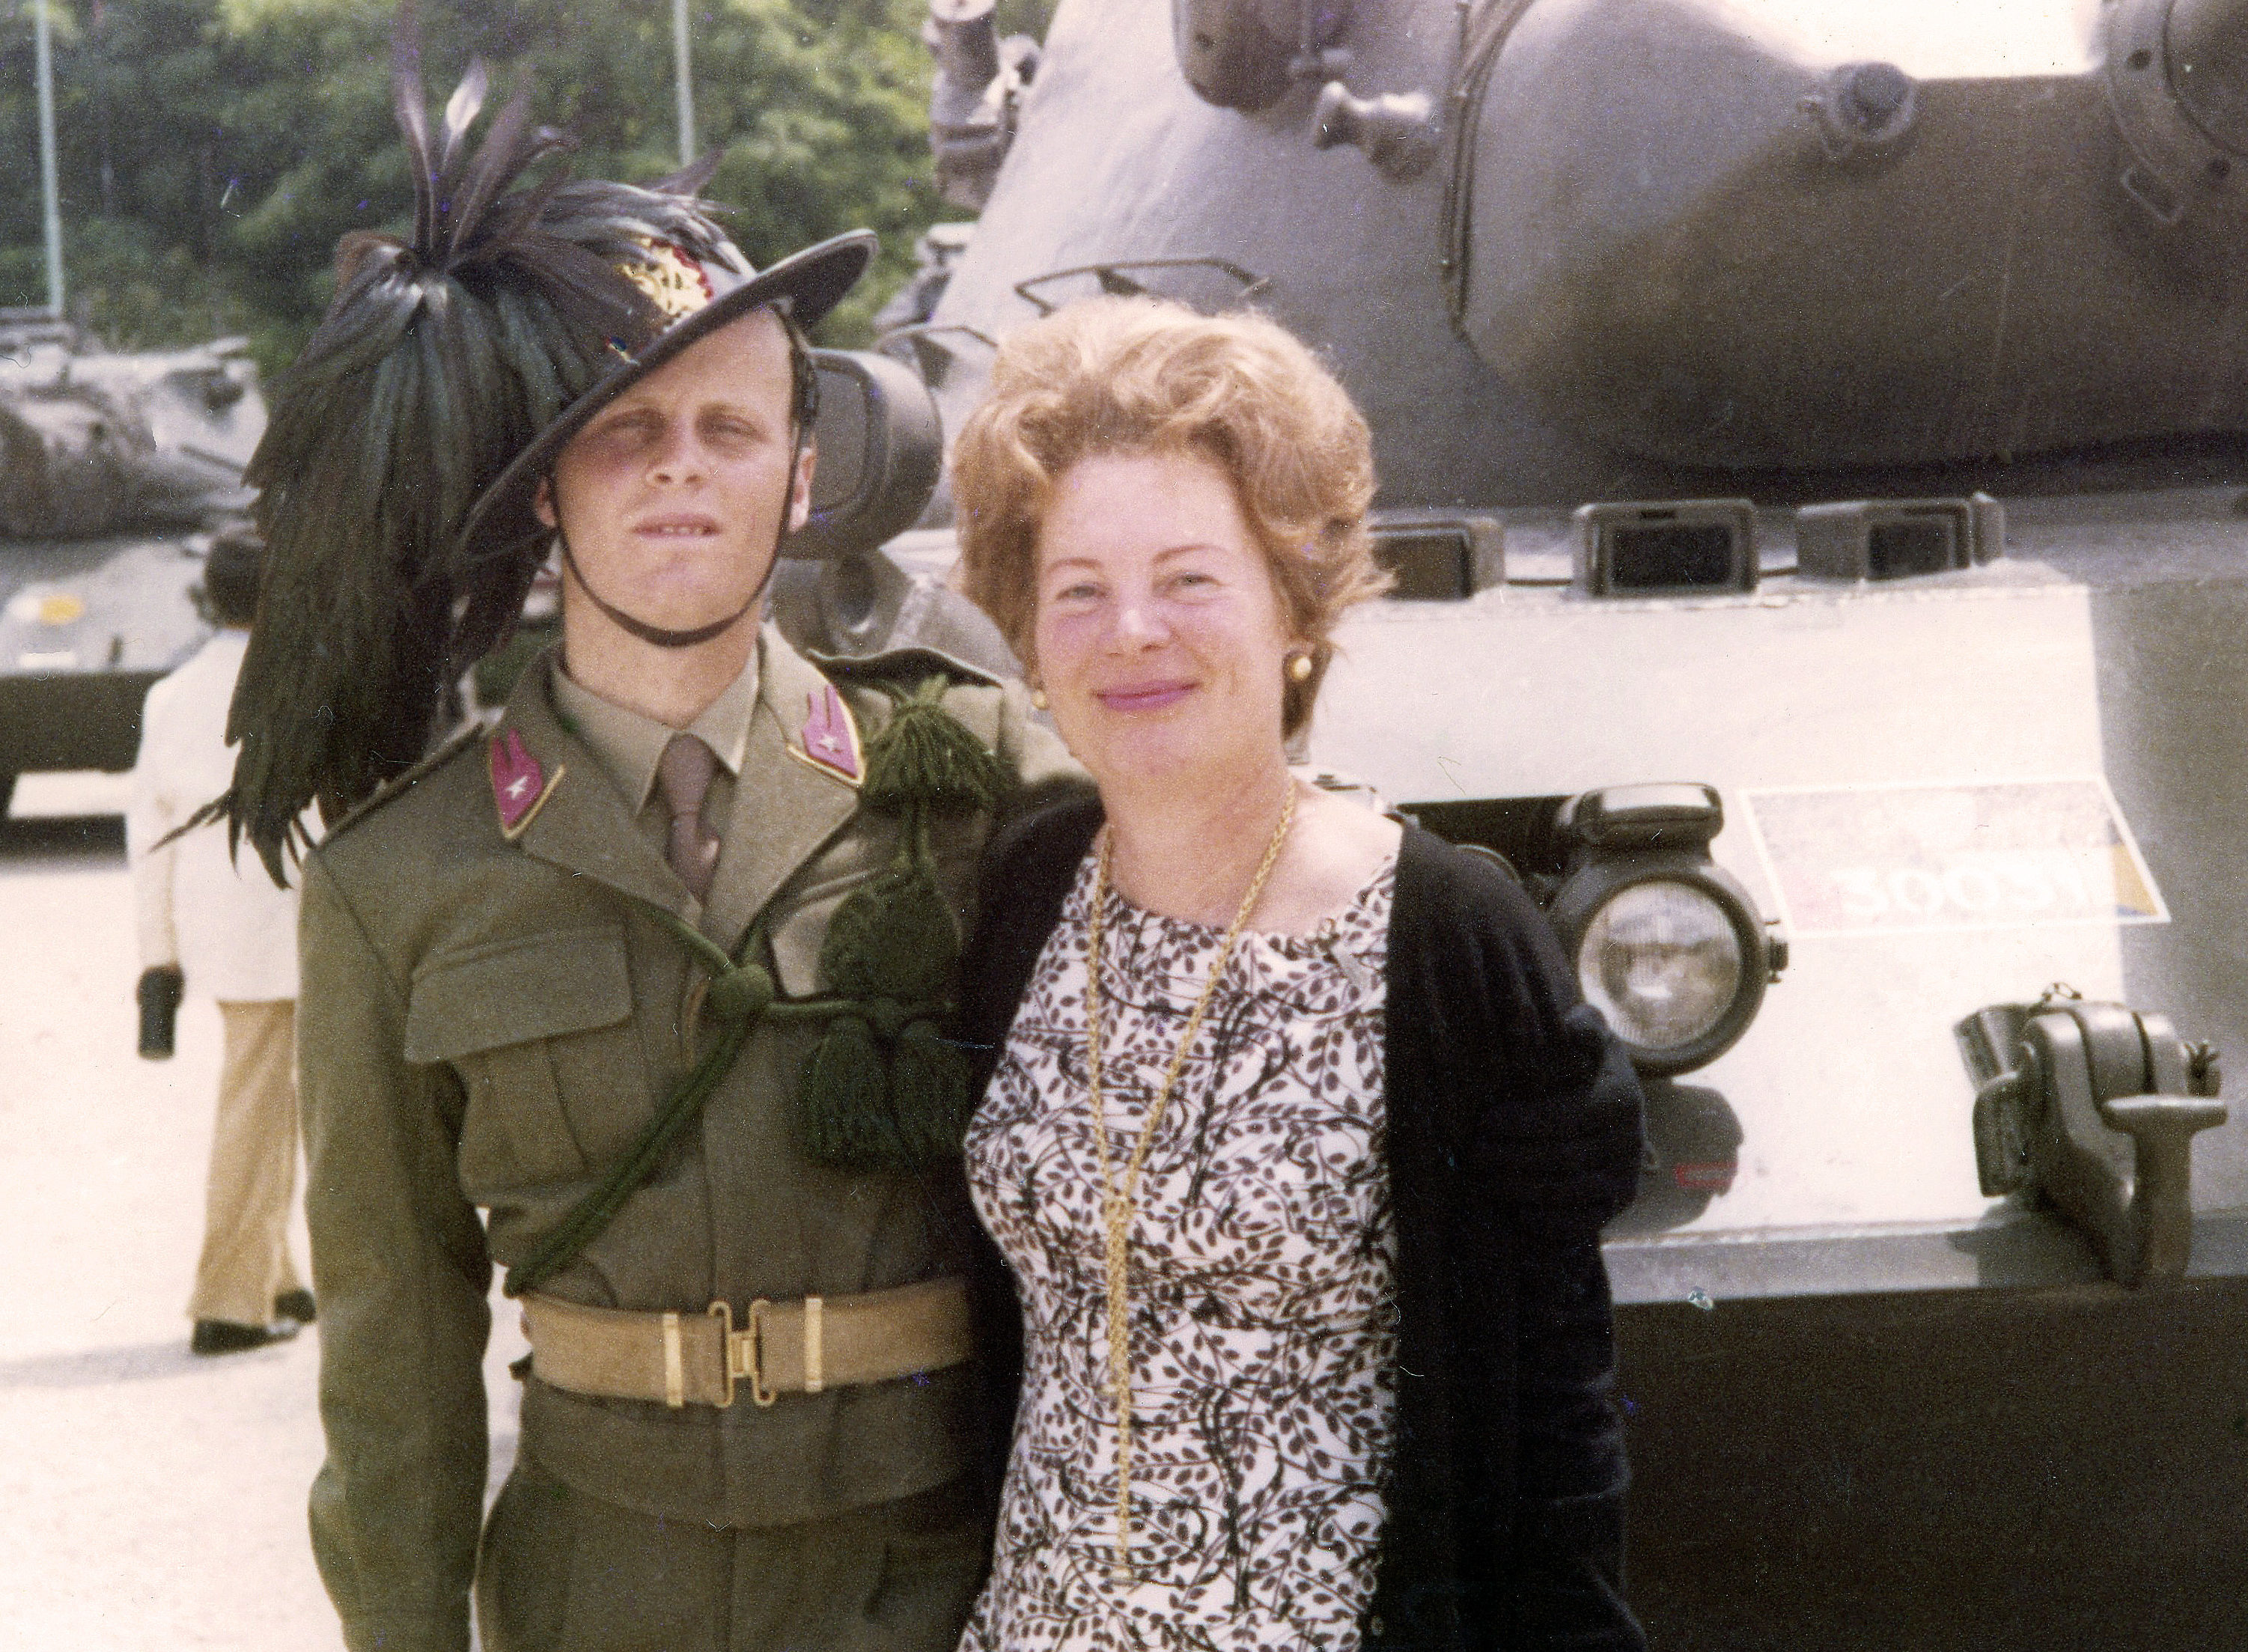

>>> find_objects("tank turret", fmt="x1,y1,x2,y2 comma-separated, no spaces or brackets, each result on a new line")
0,317,265,804
1454,0,2248,471
0,314,258,537
925,0,2248,505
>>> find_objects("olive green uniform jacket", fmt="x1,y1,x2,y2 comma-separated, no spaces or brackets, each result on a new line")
296,630,1076,1652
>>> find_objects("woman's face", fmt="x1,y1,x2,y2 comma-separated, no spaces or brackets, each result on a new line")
1031,448,1297,793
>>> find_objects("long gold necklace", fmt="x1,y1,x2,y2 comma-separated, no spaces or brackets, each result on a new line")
1083,781,1297,1583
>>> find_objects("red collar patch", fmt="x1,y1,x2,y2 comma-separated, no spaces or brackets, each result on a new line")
792,684,862,785
490,728,564,839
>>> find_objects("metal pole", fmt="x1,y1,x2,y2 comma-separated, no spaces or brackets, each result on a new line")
671,0,696,165
34,0,64,317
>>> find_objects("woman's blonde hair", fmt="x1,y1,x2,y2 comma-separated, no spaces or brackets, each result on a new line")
951,297,1389,737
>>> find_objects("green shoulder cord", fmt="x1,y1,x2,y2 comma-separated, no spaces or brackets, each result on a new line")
796,674,1006,1169
503,677,1005,1299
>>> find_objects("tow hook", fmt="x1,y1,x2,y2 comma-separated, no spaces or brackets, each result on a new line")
1956,987,2226,1286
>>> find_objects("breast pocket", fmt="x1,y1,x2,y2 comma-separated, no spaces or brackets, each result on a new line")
403,925,652,1191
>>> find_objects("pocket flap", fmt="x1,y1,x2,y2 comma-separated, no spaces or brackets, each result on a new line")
403,925,633,1063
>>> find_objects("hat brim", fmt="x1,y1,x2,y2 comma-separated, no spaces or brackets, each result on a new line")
454,228,879,565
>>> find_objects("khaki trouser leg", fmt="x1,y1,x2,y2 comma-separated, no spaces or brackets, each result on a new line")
477,1456,989,1652
186,999,306,1326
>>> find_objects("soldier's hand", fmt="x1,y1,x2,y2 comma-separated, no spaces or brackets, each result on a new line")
136,966,184,1060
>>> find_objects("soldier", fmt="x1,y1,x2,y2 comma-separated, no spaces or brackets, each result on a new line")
207,55,1073,1652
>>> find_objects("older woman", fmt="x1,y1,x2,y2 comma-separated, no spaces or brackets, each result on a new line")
949,298,1647,1652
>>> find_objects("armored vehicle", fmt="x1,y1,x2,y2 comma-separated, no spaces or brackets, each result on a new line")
762,0,2248,1644
0,311,264,813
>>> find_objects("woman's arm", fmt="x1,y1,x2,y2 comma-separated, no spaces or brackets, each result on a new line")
1392,829,1648,1651
1491,1016,1645,1651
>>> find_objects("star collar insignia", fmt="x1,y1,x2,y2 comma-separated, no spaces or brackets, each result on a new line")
490,728,566,839
788,683,862,786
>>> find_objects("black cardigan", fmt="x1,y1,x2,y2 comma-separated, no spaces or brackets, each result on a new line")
958,797,1649,1652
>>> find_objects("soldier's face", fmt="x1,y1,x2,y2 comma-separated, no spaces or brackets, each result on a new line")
536,309,814,636
1032,446,1297,791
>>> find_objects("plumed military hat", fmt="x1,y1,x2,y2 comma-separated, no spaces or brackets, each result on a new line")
212,18,872,883
457,225,874,569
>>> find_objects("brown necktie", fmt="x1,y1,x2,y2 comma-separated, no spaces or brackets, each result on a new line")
656,734,722,900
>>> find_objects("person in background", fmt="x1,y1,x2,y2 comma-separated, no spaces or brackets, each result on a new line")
127,524,315,1356
948,296,1649,1651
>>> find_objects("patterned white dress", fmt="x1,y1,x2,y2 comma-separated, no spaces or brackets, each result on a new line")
961,849,1400,1652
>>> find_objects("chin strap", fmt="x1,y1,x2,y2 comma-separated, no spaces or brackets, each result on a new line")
555,411,808,651
558,525,768,649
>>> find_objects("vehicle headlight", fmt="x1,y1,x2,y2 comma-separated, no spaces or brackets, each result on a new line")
1577,879,1744,1055
1544,785,1783,1076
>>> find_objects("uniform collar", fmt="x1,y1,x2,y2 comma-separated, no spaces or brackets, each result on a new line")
491,632,863,945
493,650,686,917
698,628,866,945
549,647,761,812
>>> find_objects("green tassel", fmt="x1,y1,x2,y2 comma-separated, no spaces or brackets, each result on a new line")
794,1013,972,1171
888,1019,975,1161
787,672,1013,1170
859,678,1006,817
796,1013,898,1168
817,858,960,1004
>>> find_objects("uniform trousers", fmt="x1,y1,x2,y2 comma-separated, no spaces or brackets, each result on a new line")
187,999,308,1326
476,1456,990,1652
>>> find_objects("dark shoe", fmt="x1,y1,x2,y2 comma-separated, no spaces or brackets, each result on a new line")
273,1289,317,1324
191,1318,300,1356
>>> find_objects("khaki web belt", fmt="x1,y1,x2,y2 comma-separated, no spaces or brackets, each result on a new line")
520,1277,972,1409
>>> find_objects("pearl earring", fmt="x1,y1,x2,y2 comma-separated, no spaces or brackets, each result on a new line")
1029,686,1050,710
1287,653,1314,683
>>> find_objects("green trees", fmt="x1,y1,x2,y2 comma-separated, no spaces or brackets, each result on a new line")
0,0,961,371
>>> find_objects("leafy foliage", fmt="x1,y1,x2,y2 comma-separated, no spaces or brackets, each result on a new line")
0,0,975,373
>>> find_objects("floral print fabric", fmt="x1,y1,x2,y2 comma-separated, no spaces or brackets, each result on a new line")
962,849,1399,1652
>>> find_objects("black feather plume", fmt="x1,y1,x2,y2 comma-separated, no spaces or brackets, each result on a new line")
215,11,729,883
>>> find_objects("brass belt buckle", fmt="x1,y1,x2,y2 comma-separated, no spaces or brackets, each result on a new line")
710,1298,779,1407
